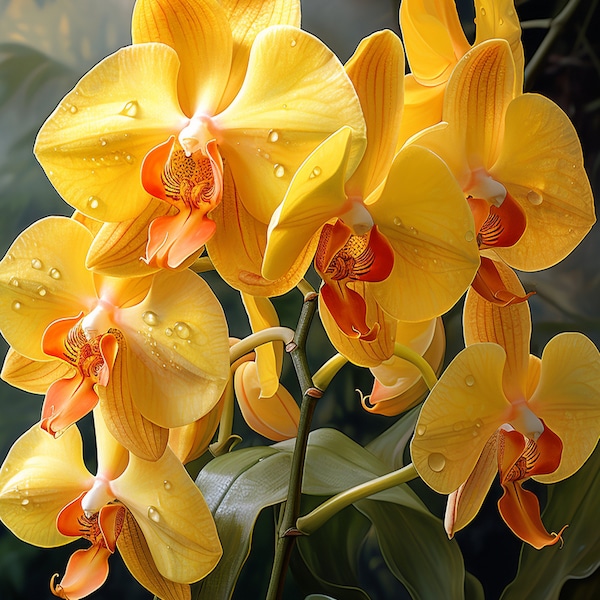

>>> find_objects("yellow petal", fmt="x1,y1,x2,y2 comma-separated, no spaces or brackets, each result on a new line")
411,343,512,494
241,293,281,398
214,25,366,223
85,199,172,278
217,0,301,110
463,262,530,399
1,348,74,394
132,0,232,116
34,44,186,223
119,269,230,428
234,361,299,441
111,448,222,583
474,0,524,92
400,0,469,85
207,164,317,295
318,281,395,368
444,433,499,536
368,145,479,322
262,127,353,282
0,217,95,360
529,333,600,483
0,424,93,547
118,511,191,600
490,93,596,270
344,30,404,198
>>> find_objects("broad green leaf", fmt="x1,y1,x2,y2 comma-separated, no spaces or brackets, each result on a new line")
501,444,600,600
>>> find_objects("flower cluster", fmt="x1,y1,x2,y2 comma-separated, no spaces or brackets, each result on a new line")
0,0,598,598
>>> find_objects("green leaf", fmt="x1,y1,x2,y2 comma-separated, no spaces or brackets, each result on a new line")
501,444,600,600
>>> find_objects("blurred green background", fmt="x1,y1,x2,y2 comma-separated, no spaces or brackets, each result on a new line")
0,1,599,598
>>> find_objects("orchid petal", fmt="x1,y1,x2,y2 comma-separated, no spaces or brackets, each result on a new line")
86,199,172,278
400,0,469,86
208,164,317,295
490,94,596,271
132,0,232,117
118,269,229,428
368,145,479,322
0,217,95,361
34,44,187,223
111,448,222,583
263,127,353,282
344,30,404,198
214,25,366,223
444,433,499,537
234,361,299,441
217,0,301,110
0,424,93,548
51,545,112,600
463,261,531,399
1,348,74,394
529,333,600,483
411,343,512,494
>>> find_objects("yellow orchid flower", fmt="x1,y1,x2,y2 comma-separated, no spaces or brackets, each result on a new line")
363,318,445,416
0,216,229,459
263,30,479,363
34,0,366,295
411,265,600,548
0,413,221,599
399,0,523,144
411,39,595,305
233,294,299,441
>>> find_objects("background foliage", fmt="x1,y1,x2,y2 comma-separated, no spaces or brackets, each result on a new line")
0,1,598,598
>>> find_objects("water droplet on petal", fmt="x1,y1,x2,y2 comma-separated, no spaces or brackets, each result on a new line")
499,17,504,25
21,498,30,507
120,100,139,118
99,138,108,147
31,258,43,270
428,452,446,472
142,311,159,326
125,154,134,164
309,166,322,179
49,268,61,280
11,300,21,312
147,506,160,522
273,164,285,178
416,424,427,436
393,217,402,227
290,39,297,47
526,190,543,206
163,480,172,491
9,278,19,287
267,129,279,143
174,321,191,340
480,7,486,16
69,105,78,114
37,286,48,297
87,196,101,210
465,375,475,387
165,327,173,337
465,230,474,242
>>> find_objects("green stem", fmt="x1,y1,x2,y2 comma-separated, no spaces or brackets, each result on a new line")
296,463,419,535
266,293,319,600
393,342,437,390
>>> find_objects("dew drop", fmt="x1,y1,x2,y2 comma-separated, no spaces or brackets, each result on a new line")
416,424,427,436
125,153,134,164
393,216,403,227
409,226,418,235
282,103,288,109
31,258,43,270
11,300,21,312
165,327,173,337
147,506,161,522
99,138,108,147
273,164,285,178
428,452,446,472
465,374,475,387
142,311,159,327
120,100,139,118
480,7,486,16
267,129,279,143
69,105,78,114
87,196,101,210
37,285,48,297
174,321,191,340
526,190,543,206
309,166,322,179
163,480,172,491
9,278,19,287
21,498,30,507
290,39,297,47
499,17,504,25
49,268,61,280
465,230,474,242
